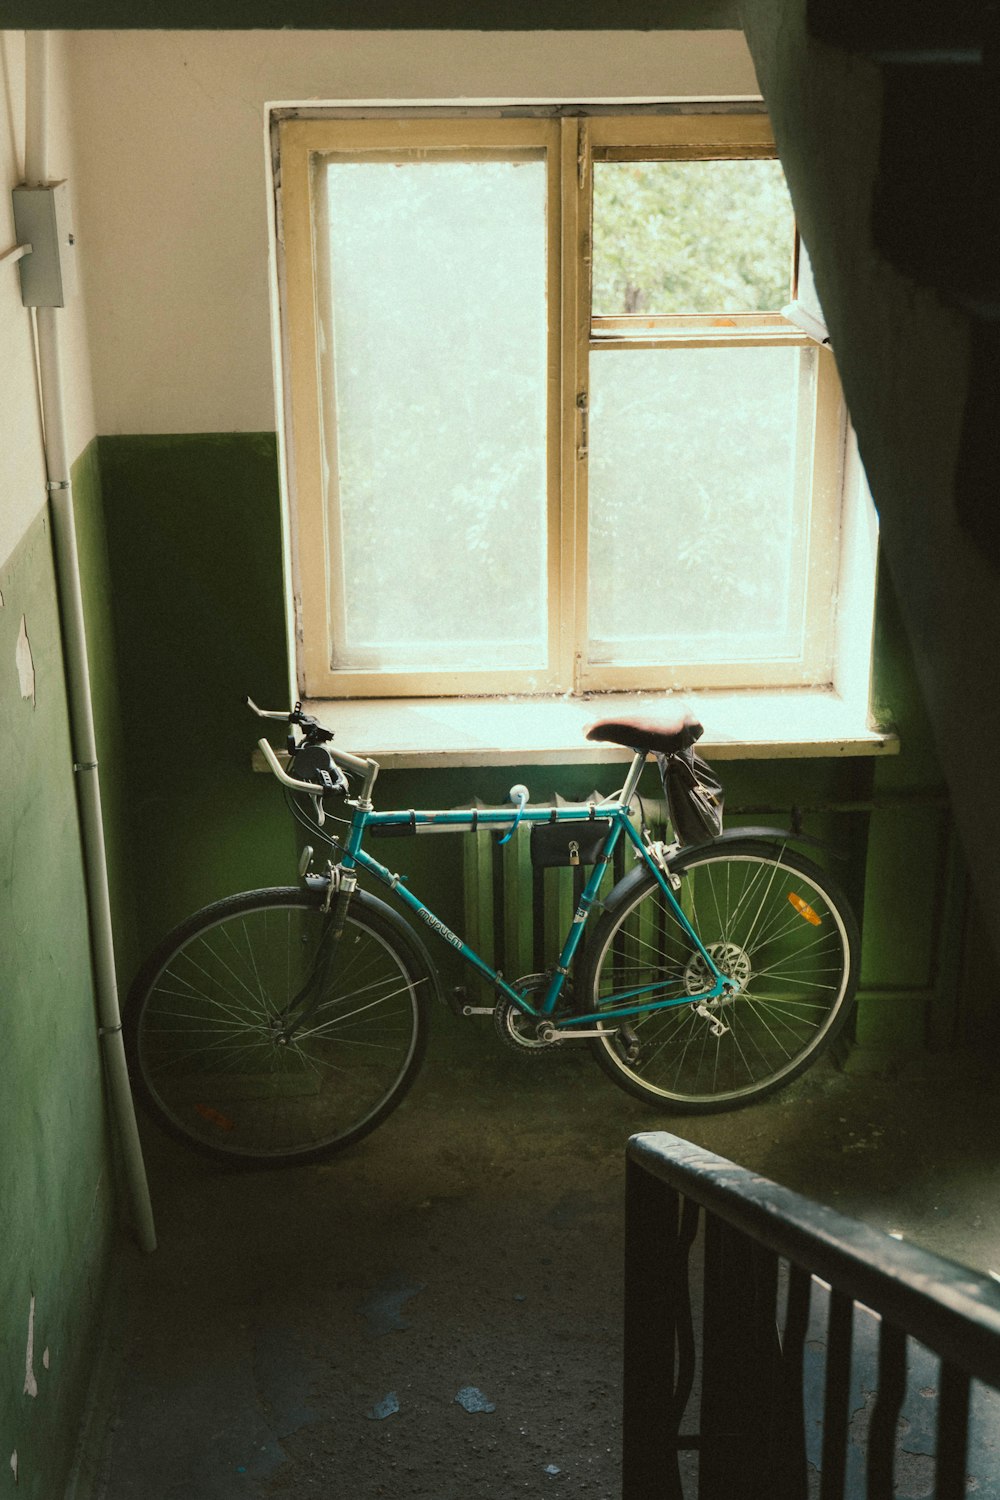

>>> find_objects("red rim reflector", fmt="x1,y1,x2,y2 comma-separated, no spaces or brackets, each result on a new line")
194,1103,235,1132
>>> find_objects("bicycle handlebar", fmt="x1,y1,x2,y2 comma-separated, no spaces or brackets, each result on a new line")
250,697,378,801
257,737,328,796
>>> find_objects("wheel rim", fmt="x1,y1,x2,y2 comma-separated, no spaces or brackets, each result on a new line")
593,852,853,1105
134,899,422,1159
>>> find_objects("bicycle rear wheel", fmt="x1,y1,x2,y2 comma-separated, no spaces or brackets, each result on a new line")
579,839,858,1112
125,887,430,1165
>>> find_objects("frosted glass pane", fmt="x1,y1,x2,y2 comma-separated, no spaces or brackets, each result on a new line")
320,158,548,673
592,160,795,315
587,345,814,666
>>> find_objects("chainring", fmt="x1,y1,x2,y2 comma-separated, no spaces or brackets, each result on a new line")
494,977,561,1053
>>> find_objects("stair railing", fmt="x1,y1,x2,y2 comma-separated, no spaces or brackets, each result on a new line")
624,1132,1000,1499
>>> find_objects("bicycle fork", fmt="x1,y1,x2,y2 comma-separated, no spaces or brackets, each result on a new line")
276,868,358,1042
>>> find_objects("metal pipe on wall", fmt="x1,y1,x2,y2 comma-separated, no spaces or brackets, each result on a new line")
24,32,156,1253
23,32,47,184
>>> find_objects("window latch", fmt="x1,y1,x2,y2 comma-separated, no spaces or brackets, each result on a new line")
576,390,589,461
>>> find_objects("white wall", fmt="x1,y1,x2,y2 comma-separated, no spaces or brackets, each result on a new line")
0,31,97,565
64,29,759,436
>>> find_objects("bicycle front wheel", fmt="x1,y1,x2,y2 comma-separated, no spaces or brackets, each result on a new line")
125,888,430,1165
580,840,858,1112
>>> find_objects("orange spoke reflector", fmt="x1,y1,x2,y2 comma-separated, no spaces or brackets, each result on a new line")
194,1103,235,1132
788,892,822,926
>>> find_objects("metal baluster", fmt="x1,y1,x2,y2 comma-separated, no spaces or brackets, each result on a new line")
819,1290,854,1500
701,1216,787,1497
623,1158,685,1500
773,1263,811,1497
934,1361,971,1499
699,1212,730,1499
748,1243,783,1500
866,1320,907,1498
669,1197,700,1439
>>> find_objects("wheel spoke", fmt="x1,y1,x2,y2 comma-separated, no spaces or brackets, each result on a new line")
586,846,856,1110
128,894,427,1163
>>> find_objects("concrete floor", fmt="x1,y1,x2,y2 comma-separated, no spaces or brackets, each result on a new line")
88,1023,1000,1500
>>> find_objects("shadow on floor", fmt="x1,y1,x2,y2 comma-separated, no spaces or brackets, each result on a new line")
90,1029,1000,1500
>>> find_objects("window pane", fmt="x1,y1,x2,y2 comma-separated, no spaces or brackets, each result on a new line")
587,345,816,668
592,159,795,315
319,158,548,673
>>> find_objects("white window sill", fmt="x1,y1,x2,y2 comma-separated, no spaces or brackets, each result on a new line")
286,691,897,771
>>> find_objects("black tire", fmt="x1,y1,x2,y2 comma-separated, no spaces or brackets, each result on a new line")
579,839,859,1112
125,887,431,1165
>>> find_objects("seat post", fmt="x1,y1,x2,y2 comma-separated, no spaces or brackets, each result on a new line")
619,749,649,807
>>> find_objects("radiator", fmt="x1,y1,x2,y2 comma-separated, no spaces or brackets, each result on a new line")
461,800,670,986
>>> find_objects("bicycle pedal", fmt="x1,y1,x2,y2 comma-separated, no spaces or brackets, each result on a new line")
446,986,469,1017
447,986,494,1018
614,1024,641,1065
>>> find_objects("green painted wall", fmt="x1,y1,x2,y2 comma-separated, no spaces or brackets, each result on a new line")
71,442,140,986
862,562,961,1049
97,433,297,970
93,432,958,1064
0,509,117,1500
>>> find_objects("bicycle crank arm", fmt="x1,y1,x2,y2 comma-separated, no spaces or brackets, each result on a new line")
541,1025,612,1042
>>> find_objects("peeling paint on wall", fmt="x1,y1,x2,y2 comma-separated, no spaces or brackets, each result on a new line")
23,1295,38,1397
9,1450,17,1483
16,615,35,705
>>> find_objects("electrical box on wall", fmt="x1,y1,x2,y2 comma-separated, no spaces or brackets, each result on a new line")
12,182,76,307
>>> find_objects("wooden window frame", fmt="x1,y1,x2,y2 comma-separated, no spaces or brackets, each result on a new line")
277,110,847,701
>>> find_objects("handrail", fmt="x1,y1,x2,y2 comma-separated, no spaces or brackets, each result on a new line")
627,1132,1000,1386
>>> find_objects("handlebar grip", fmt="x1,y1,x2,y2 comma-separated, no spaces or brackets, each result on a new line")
257,738,324,795
247,696,290,722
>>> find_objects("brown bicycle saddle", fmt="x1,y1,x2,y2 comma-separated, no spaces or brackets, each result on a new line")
585,712,703,756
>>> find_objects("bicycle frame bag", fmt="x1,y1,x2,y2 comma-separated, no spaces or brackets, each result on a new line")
656,746,725,845
530,816,612,869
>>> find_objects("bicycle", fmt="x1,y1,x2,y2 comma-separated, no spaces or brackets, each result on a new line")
124,700,860,1166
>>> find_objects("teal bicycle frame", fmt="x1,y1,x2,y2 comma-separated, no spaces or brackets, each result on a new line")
331,750,733,1030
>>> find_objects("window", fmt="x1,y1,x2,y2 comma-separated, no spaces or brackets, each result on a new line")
277,112,847,700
